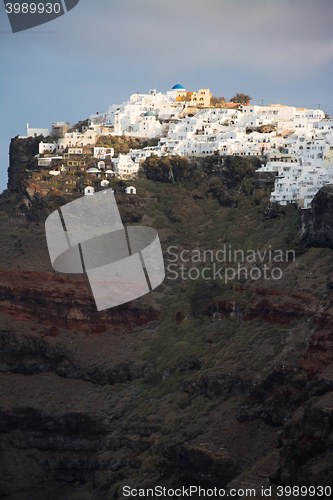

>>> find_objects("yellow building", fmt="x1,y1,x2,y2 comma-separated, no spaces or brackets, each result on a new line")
175,86,212,107
176,91,193,102
190,89,212,107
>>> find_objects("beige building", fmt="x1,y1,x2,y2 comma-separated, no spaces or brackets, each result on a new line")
190,89,212,107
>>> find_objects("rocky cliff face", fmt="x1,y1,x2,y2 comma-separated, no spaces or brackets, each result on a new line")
271,369,333,487
0,270,158,333
301,185,333,249
1,137,333,499
8,136,41,193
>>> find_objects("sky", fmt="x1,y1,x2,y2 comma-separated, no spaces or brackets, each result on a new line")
1,0,333,193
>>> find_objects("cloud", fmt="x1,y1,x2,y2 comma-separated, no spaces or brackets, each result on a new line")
66,0,333,78
3,0,332,79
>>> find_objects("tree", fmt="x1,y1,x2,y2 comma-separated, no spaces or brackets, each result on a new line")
229,93,252,104
141,156,196,183
211,96,226,107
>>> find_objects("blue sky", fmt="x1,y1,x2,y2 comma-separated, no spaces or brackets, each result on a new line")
1,0,333,193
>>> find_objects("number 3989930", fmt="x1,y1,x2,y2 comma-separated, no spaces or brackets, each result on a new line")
5,3,61,14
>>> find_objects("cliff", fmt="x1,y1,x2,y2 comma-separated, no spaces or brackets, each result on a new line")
1,137,333,499
301,184,333,249
0,270,158,333
7,136,41,193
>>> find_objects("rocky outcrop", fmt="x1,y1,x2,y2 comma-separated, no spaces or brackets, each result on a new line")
0,405,151,499
0,270,158,333
0,328,151,384
162,443,241,489
190,285,333,329
301,327,333,379
301,185,333,249
238,366,308,427
271,391,333,486
8,136,41,192
181,372,253,400
234,363,333,487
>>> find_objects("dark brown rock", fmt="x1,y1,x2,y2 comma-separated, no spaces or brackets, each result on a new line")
301,184,333,249
48,326,60,337
0,269,159,333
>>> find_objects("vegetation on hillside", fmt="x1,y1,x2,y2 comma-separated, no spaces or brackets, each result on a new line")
96,135,159,156
141,155,262,207
211,96,227,107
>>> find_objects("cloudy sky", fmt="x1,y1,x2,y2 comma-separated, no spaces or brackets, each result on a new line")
1,0,333,193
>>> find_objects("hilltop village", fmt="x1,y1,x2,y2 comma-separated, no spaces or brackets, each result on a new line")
22,83,333,209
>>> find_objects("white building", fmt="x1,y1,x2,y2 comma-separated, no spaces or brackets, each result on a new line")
87,167,100,175
93,147,114,159
28,86,333,210
113,154,139,179
68,147,83,155
84,186,95,196
39,142,55,154
105,169,115,178
89,85,190,137
56,129,97,150
26,123,50,138
38,156,62,166
129,147,159,162
131,110,163,137
38,129,97,155
256,131,333,209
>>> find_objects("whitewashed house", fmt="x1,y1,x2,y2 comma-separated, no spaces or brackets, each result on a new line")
87,167,100,176
93,147,114,159
25,123,50,138
84,186,95,196
256,130,333,209
132,111,163,137
39,143,55,154
38,156,62,166
68,147,83,155
56,129,97,151
105,169,115,178
113,154,139,179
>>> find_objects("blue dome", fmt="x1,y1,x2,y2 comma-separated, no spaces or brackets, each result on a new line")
172,83,185,90
144,110,155,117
